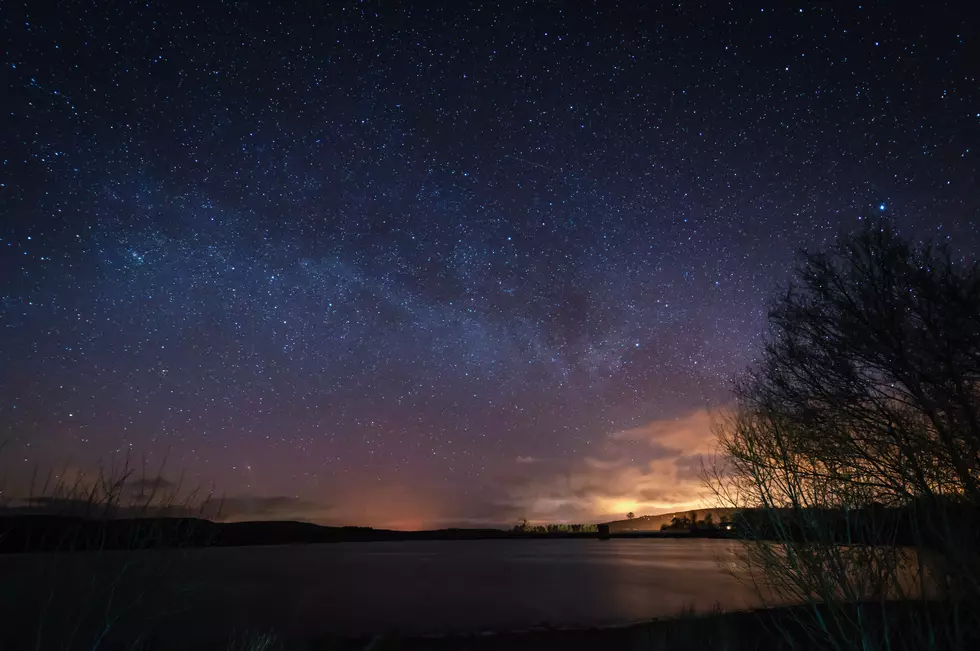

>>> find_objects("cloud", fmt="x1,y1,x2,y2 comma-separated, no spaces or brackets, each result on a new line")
647,442,685,460
1,490,329,523
426,497,528,529
674,454,706,481
126,476,177,490
204,494,328,521
499,408,723,523
125,475,179,495
2,496,203,519
515,456,536,464
582,456,623,471
609,409,718,451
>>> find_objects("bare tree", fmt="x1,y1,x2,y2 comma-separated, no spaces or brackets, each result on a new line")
708,222,980,651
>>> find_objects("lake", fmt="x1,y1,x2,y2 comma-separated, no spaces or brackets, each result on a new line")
1,538,767,645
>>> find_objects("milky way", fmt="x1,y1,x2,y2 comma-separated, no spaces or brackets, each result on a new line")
2,2,977,528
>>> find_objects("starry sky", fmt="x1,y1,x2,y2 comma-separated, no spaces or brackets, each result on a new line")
1,2,978,529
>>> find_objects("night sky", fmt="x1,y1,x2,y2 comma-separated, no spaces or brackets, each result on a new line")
2,2,977,529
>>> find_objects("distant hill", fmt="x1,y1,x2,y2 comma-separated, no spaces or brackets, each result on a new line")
7,504,949,552
0,514,594,553
603,508,741,533
0,508,749,553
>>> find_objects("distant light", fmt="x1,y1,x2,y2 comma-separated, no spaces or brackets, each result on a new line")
879,203,886,211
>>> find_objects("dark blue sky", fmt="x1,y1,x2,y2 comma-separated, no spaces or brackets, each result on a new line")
2,1,977,528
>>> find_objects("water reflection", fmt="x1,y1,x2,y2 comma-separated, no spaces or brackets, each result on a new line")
0,538,770,641
174,538,763,636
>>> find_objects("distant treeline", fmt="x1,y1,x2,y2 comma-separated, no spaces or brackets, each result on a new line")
512,522,599,534
730,500,980,548
0,515,608,553
631,502,980,547
7,500,973,553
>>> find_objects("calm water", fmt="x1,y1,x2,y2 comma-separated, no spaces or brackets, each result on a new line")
1,538,766,640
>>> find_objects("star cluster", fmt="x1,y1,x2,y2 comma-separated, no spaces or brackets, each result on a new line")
1,2,977,527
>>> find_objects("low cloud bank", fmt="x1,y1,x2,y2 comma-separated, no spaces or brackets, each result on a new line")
501,409,722,524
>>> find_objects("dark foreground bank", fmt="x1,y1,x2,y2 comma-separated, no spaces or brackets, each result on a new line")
189,601,980,651
3,597,976,650
230,607,766,651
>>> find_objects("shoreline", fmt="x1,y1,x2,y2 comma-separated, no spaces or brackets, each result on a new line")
0,514,738,553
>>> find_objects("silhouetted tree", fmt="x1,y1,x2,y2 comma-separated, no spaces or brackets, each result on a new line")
708,221,980,650
626,511,635,520
667,515,691,530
